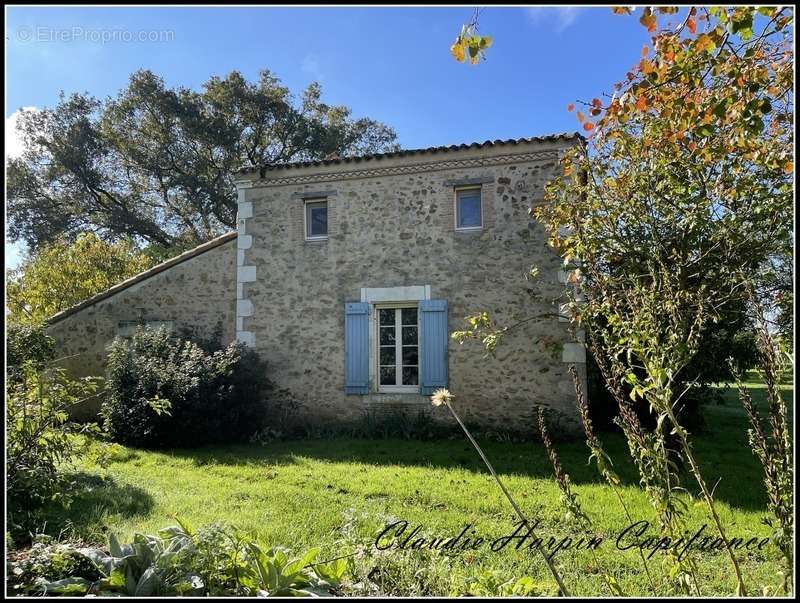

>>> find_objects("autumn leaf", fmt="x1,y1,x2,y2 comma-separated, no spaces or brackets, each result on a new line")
576,111,586,123
635,96,648,111
642,45,649,57
784,162,794,174
583,122,595,132
695,34,716,53
640,10,657,32
567,103,575,112
450,41,465,62
687,17,697,34
612,7,632,15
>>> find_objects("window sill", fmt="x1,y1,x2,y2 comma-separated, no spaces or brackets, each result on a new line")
454,227,484,233
304,236,328,243
378,387,420,394
364,392,430,404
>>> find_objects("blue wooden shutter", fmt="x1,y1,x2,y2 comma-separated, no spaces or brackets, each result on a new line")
344,302,369,394
420,299,449,395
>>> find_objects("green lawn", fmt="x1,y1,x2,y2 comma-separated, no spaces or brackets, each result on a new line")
41,374,793,596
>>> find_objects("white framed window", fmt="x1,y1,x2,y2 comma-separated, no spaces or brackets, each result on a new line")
454,186,483,231
376,304,419,393
304,198,328,240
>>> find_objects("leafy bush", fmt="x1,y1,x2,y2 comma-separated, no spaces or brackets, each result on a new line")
102,327,269,448
7,521,350,597
7,323,56,383
6,362,104,538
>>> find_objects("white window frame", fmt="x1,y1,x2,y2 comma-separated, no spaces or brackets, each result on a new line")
454,185,483,231
375,303,420,394
304,198,328,241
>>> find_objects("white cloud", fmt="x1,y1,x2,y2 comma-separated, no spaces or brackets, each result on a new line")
527,7,583,33
5,106,38,161
301,53,324,82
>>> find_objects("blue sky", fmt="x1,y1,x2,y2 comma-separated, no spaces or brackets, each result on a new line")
5,6,654,268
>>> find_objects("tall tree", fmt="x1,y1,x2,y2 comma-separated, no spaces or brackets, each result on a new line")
7,69,399,249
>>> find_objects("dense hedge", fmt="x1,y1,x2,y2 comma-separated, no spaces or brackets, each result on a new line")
102,328,270,448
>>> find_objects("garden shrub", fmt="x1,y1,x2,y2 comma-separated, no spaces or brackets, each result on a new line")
6,361,104,539
102,327,270,448
7,521,350,597
7,322,56,383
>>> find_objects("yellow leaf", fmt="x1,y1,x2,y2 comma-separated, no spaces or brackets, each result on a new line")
450,41,465,62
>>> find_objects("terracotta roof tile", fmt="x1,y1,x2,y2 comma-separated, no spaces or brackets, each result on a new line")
237,131,583,177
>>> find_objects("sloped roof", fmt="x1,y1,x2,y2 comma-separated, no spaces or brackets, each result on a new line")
237,132,583,177
46,231,237,325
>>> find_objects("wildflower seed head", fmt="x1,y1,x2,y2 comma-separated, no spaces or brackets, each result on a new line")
431,388,453,407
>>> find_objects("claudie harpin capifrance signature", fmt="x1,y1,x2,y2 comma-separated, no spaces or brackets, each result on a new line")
375,519,771,561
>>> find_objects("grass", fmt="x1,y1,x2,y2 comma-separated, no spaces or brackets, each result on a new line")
38,372,793,596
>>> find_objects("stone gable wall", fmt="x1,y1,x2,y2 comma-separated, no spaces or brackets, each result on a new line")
46,239,237,420
236,140,585,434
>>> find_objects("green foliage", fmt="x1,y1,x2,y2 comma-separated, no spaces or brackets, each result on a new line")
102,327,270,448
7,521,348,597
7,323,56,382
7,537,104,596
733,302,793,594
463,571,555,596
6,362,104,538
7,69,399,249
6,233,156,324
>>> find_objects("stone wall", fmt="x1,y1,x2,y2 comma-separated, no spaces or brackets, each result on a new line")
235,137,586,434
46,234,237,420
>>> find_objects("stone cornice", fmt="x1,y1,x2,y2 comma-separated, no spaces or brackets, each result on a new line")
250,148,564,188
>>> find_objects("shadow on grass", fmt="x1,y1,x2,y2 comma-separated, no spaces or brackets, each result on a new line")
154,402,773,512
37,472,154,542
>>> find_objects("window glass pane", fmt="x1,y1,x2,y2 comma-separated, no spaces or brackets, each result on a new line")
402,367,418,385
380,367,396,385
306,201,328,237
402,347,418,366
379,327,395,345
402,326,417,345
401,307,417,325
457,189,482,228
379,309,395,326
380,347,396,366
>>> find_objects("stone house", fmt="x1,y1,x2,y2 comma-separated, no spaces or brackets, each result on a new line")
47,133,586,430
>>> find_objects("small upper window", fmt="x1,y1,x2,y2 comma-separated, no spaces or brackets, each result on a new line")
305,199,328,240
455,187,482,230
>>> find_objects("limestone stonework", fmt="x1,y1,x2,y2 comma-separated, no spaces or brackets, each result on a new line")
45,134,587,432
45,234,237,420
234,135,586,433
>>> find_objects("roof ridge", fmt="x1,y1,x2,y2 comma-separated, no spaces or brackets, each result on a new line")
237,131,582,177
46,231,237,325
